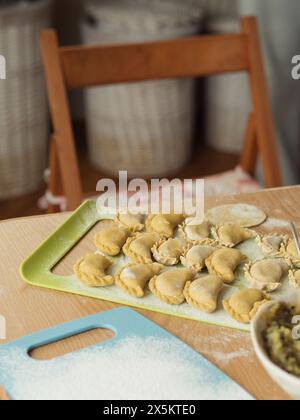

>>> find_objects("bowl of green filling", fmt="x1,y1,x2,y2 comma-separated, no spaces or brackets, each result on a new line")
251,298,300,400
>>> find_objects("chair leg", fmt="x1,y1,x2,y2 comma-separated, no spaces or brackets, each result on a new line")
240,112,258,177
48,136,63,214
40,30,83,210
241,17,282,187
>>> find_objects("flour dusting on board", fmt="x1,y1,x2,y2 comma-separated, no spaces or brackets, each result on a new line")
0,337,252,401
201,350,253,366
177,325,253,367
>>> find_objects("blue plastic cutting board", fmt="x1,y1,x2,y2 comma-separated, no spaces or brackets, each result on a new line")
0,308,253,400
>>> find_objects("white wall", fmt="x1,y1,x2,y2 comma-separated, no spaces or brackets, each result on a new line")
240,0,300,185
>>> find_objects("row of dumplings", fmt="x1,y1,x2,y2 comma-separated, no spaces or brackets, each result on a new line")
74,254,270,324
96,214,300,290
73,212,300,324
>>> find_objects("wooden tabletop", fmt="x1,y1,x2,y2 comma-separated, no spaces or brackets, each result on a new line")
1,186,300,400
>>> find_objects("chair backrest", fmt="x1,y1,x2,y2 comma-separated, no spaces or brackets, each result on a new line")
60,34,249,88
40,16,282,211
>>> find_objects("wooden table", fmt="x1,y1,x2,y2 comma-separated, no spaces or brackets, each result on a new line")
1,186,299,400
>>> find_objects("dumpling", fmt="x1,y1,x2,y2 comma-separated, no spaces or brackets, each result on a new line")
244,258,288,292
280,239,300,267
74,254,114,287
288,269,300,289
94,225,130,256
223,288,270,324
212,223,255,248
256,234,287,256
152,238,187,266
123,232,159,264
146,214,185,238
180,239,219,273
115,263,163,298
179,219,211,241
115,212,145,232
149,268,194,305
206,248,246,284
184,275,223,313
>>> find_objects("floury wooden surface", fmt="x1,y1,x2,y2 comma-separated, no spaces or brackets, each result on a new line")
1,187,299,400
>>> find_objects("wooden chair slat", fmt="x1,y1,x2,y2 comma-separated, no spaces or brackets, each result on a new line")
60,34,250,89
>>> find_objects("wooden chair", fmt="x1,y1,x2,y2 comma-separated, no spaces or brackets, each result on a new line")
40,16,282,213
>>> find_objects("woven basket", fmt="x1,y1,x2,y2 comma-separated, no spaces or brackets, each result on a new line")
0,0,52,200
195,0,238,19
82,0,203,178
205,18,251,153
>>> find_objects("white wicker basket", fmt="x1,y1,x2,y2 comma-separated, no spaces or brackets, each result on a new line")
195,0,238,19
82,0,203,178
0,0,52,200
205,18,252,153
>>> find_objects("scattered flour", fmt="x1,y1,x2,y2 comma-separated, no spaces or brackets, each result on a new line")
0,336,252,401
178,324,250,345
176,325,253,367
201,349,253,366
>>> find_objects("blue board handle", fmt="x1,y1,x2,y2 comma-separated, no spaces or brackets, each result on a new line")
1,308,255,401
7,308,150,354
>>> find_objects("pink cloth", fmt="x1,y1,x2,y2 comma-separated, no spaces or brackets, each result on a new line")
40,166,262,211
205,166,262,196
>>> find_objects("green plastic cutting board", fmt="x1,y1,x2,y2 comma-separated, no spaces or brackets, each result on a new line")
20,200,250,331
